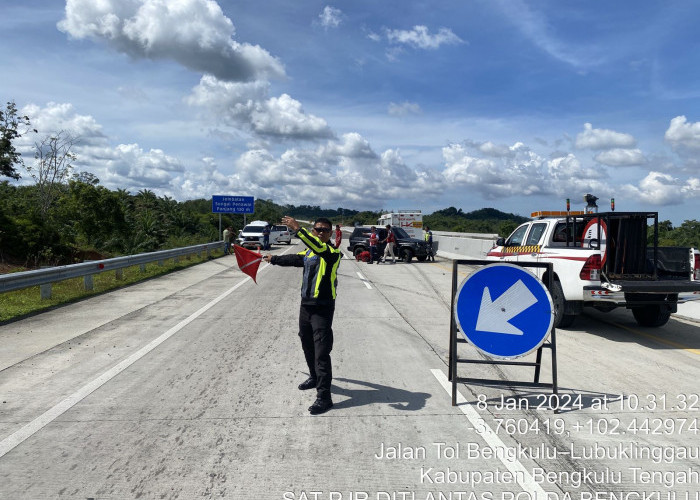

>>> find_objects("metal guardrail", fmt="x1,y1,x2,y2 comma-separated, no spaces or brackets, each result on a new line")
0,242,223,295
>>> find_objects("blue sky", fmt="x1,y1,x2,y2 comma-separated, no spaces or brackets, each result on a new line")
3,0,700,224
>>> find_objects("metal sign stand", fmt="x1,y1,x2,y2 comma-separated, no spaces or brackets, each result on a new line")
448,259,558,409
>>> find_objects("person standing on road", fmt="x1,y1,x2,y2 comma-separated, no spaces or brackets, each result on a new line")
368,226,379,264
223,226,232,255
262,224,271,250
424,226,435,262
380,224,396,264
263,216,341,415
334,224,342,249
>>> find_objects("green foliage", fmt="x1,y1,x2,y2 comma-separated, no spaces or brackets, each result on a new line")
653,220,700,248
351,211,382,225
1,101,35,180
253,198,284,225
499,220,521,238
424,207,528,236
0,179,219,266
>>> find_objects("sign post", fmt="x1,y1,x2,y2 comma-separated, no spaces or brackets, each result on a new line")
448,260,558,408
212,195,255,240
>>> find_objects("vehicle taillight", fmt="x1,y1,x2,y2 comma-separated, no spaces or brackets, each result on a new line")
694,252,700,280
580,254,601,281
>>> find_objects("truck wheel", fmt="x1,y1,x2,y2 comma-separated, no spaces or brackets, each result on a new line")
549,279,576,329
401,248,414,263
632,306,671,327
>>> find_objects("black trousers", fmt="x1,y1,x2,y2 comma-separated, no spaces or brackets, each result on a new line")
298,303,335,401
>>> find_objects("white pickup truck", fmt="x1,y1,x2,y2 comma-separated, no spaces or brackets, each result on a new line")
486,210,700,328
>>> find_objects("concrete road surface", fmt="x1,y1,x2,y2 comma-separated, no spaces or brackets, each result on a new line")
1,242,700,499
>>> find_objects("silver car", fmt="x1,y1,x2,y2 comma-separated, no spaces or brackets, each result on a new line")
271,224,292,244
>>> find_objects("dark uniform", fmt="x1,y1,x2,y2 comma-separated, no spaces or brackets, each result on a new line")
425,229,435,261
270,227,341,404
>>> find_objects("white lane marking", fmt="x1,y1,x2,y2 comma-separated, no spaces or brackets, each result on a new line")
356,272,372,289
431,369,547,497
0,275,257,459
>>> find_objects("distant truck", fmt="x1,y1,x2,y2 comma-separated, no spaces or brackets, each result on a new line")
377,210,423,239
486,201,700,329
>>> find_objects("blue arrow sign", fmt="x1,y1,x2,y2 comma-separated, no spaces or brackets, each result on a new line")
454,263,554,359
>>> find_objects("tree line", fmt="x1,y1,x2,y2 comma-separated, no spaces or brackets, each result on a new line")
0,174,526,269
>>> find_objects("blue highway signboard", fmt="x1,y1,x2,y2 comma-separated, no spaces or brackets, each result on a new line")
212,195,254,214
454,263,554,359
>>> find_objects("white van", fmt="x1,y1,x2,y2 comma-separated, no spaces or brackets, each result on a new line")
237,220,269,249
237,221,292,248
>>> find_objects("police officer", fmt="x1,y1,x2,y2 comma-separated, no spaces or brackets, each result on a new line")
424,226,435,262
262,224,271,250
263,216,341,415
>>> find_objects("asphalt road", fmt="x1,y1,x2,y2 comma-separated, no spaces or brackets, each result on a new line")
1,241,700,499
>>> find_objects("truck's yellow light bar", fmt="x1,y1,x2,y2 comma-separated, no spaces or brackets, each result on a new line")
531,210,585,218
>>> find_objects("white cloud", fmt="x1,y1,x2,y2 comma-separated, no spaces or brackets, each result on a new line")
479,141,515,158
227,133,445,207
386,25,464,50
460,140,532,159
319,6,342,29
388,101,422,116
621,171,685,205
19,102,107,149
186,75,333,140
682,177,700,199
15,100,699,213
16,102,187,194
441,142,608,200
58,0,285,82
101,143,184,186
665,115,700,152
575,123,636,150
594,148,646,166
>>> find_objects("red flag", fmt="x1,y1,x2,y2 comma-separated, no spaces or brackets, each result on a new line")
233,244,263,283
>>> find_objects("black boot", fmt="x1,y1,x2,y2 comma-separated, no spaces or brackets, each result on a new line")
308,398,333,415
298,377,317,390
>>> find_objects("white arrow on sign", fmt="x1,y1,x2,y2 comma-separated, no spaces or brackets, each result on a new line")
475,279,538,335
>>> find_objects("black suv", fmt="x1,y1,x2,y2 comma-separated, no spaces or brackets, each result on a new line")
347,226,430,263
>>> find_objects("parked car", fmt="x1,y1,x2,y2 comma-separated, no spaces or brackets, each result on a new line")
237,220,269,249
237,221,293,248
346,226,430,263
271,224,292,245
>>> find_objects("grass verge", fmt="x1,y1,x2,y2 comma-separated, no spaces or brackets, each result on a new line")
0,250,224,323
